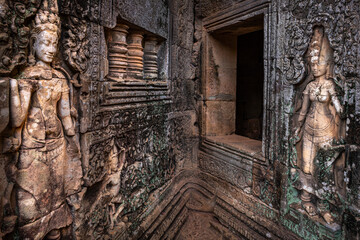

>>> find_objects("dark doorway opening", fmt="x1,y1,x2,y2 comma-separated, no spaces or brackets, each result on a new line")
236,30,264,141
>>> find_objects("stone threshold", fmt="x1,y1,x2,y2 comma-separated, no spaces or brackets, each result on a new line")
203,134,264,162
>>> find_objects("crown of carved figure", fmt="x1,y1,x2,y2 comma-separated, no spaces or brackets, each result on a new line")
32,0,60,34
32,10,60,33
306,26,333,65
28,0,60,65
305,26,334,79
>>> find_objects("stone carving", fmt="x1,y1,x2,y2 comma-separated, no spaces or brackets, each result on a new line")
284,0,359,85
291,26,345,225
106,142,126,229
0,0,41,74
62,15,90,77
3,1,81,238
107,24,129,81
0,78,9,133
127,30,144,79
144,36,159,79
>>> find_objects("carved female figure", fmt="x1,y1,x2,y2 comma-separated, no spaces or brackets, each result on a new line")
294,26,343,224
9,6,75,239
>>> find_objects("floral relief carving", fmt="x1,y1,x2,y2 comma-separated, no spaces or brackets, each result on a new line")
0,0,41,74
62,15,90,77
283,0,359,85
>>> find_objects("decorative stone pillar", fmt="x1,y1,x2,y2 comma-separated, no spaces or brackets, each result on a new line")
107,24,129,81
127,31,144,79
143,37,159,79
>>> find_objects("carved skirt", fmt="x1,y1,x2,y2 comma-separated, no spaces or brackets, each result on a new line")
16,136,72,239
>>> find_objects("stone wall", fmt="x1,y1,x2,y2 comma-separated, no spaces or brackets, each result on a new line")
0,0,359,239
0,0,198,239
195,0,360,239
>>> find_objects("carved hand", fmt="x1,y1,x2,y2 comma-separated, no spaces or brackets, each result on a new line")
6,162,17,182
65,127,76,136
67,135,80,157
10,79,33,127
292,127,302,143
339,106,346,119
294,127,300,137
62,116,75,136
17,79,37,92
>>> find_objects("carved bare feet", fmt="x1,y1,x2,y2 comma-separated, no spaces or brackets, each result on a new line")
322,212,335,224
46,229,61,240
303,202,317,216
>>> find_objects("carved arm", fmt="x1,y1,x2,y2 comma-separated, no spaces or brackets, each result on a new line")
297,94,310,127
331,95,343,116
9,79,33,128
58,90,75,136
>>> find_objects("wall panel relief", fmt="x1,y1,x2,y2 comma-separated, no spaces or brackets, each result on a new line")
196,0,360,239
0,0,173,239
1,0,359,239
0,0,82,239
283,0,360,238
290,25,346,226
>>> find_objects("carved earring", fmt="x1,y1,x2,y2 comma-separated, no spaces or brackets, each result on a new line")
326,63,333,80
325,64,330,79
28,37,36,66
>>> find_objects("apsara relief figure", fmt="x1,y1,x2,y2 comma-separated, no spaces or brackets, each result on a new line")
293,26,345,225
107,143,126,230
7,1,77,239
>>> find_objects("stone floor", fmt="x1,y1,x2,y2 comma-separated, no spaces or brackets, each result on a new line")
176,211,241,240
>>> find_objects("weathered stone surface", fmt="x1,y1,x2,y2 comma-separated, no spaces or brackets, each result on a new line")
0,78,9,133
0,0,359,239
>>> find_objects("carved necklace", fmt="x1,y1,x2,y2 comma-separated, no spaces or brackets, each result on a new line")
313,81,323,101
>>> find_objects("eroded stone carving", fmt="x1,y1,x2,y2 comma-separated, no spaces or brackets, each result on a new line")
0,0,41,74
107,142,126,230
0,78,9,133
3,1,82,238
291,26,345,225
62,15,90,77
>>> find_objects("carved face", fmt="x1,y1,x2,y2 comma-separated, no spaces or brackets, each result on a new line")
34,30,58,64
310,58,328,78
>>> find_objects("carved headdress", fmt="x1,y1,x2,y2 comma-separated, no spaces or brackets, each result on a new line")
29,0,60,65
32,0,60,34
305,26,334,79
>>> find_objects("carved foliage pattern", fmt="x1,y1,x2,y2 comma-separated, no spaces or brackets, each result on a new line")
78,104,174,237
0,0,41,74
62,15,90,75
283,0,359,84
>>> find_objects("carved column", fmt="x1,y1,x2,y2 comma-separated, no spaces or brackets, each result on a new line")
107,24,129,81
127,31,144,79
143,37,159,79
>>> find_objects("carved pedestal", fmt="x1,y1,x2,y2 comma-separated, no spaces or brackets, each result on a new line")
144,37,158,79
107,24,129,81
127,31,144,79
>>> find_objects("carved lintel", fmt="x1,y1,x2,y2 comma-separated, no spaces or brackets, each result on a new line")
107,24,129,81
127,31,144,79
144,37,159,79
